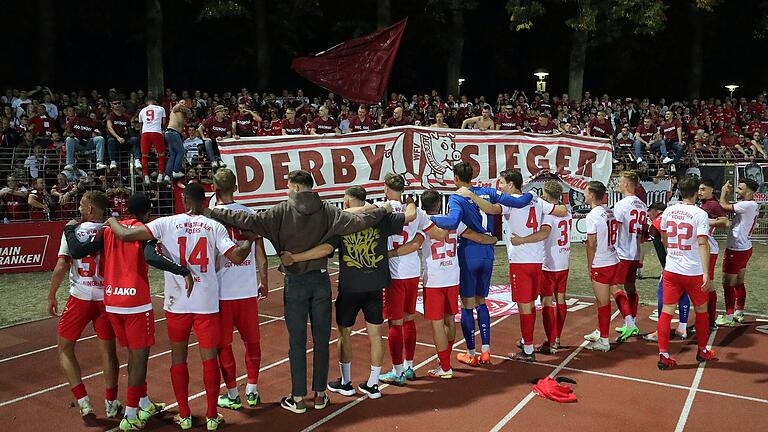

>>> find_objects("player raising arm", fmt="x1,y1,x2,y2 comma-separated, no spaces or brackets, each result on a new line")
657,176,716,369
716,179,760,326
105,183,253,431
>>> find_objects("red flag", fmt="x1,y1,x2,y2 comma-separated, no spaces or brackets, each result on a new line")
291,19,407,104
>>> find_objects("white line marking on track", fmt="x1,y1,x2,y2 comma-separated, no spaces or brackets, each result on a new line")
0,317,168,365
0,315,284,407
301,314,513,432
488,310,621,432
674,327,718,432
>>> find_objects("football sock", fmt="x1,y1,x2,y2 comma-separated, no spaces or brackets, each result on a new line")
125,407,138,419
387,324,404,366
695,312,710,351
71,383,87,401
613,290,631,318
126,386,141,418
677,322,688,333
139,382,150,409
542,305,555,343
403,320,417,364
202,358,220,419
218,344,237,390
368,366,381,387
393,363,404,376
227,387,238,399
519,312,535,346
340,362,352,385
481,344,490,353
724,284,736,315
170,363,190,418
597,305,611,338
556,303,568,338
246,384,258,395
708,291,718,325
657,311,673,354
624,315,636,328
245,342,261,385
475,304,491,347
437,348,452,372
678,294,690,325
460,308,476,352
105,386,118,402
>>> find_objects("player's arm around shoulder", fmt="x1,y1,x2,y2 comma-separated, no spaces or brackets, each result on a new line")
460,228,497,245
391,232,425,257
105,217,153,242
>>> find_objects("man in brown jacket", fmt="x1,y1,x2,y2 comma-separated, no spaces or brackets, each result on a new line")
203,169,391,413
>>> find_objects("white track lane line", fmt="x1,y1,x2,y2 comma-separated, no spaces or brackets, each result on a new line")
488,310,621,432
0,315,284,407
674,327,719,432
300,314,513,432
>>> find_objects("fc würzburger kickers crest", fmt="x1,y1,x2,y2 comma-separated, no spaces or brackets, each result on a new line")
216,126,613,209
384,129,462,188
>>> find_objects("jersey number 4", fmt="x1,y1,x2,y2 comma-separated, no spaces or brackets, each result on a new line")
178,237,209,272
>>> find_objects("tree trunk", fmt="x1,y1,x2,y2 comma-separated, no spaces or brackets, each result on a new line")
687,3,703,99
446,8,464,97
37,0,56,86
568,29,588,102
377,0,392,29
145,0,164,98
255,0,269,91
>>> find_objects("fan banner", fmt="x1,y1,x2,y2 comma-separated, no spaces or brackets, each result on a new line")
217,127,613,209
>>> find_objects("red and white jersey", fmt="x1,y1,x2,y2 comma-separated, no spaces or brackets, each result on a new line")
501,195,555,264
661,203,709,276
103,218,152,314
726,200,760,251
138,104,166,134
542,211,572,272
56,221,104,301
418,223,466,288
375,200,434,279
613,195,647,261
214,202,259,300
586,205,620,268
147,213,237,314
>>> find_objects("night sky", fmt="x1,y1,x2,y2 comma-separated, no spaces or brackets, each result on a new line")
2,0,767,100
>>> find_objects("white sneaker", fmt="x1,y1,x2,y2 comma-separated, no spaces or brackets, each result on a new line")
96,162,108,170
584,339,610,352
64,164,74,171
105,399,123,418
109,161,117,170
164,174,172,183
584,329,601,342
662,156,673,164
172,171,185,179
134,159,142,169
669,164,677,173
79,400,94,417
212,160,221,168
637,156,643,163
143,175,151,186
427,367,454,379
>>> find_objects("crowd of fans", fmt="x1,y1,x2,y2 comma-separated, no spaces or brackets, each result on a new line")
1,85,767,223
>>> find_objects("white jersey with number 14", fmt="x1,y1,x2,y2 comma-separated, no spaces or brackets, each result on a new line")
147,214,237,314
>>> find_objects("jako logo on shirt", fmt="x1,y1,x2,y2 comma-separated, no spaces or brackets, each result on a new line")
106,285,136,296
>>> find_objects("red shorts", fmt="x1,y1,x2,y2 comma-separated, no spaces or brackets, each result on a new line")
166,311,221,349
709,253,718,281
541,270,569,297
57,296,115,342
219,297,261,347
613,259,640,285
108,309,155,349
509,263,542,304
384,277,419,321
662,271,707,307
722,248,752,275
591,264,618,286
423,286,459,320
140,131,165,152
